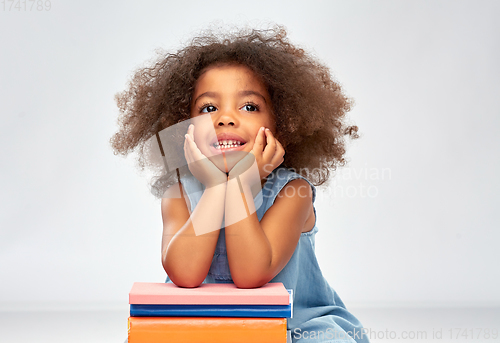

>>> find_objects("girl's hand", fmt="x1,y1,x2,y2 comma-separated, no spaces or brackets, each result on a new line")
254,127,285,179
228,127,285,185
184,124,228,188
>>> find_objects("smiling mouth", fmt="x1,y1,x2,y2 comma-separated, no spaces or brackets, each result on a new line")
212,139,245,150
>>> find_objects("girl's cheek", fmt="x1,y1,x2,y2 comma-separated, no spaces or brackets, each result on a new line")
194,135,207,152
192,114,215,142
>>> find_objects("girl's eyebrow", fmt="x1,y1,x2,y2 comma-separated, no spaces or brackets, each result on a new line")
238,90,267,104
193,90,267,104
193,91,218,104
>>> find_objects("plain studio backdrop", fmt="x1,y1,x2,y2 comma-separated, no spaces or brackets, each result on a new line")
1,0,499,341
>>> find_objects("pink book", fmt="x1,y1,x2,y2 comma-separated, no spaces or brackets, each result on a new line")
129,282,290,305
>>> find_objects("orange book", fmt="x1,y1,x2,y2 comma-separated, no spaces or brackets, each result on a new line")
128,316,287,343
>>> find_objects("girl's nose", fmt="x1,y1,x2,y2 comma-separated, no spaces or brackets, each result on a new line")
214,110,238,127
218,119,235,126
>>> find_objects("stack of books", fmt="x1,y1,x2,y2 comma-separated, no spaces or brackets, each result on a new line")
127,282,292,343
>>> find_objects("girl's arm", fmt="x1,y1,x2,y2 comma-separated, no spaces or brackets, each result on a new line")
225,177,313,288
161,182,226,287
225,128,314,288
161,125,228,287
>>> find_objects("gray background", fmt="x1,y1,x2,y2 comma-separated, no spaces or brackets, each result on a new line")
1,0,499,311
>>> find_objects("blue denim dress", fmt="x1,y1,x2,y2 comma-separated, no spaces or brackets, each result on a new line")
165,167,369,343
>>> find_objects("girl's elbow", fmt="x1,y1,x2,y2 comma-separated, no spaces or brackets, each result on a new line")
163,262,205,288
171,277,203,288
167,271,204,288
231,271,271,289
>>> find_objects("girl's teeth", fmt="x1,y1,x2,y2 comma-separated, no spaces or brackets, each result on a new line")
213,140,243,149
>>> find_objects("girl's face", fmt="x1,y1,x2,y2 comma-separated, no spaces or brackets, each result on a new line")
190,64,275,165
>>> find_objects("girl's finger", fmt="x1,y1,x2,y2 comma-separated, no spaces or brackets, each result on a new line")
186,134,204,161
275,139,285,157
188,124,195,141
252,127,266,155
187,124,207,161
185,132,208,162
186,123,196,144
184,134,194,164
271,149,285,167
270,139,285,165
262,128,277,162
184,125,194,162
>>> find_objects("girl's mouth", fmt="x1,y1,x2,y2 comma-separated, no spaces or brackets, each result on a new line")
208,133,247,154
212,139,245,150
209,139,246,154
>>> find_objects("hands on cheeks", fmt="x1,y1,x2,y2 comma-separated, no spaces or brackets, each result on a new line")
184,125,285,188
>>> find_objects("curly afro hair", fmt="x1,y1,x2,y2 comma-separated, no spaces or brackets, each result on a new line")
110,25,358,197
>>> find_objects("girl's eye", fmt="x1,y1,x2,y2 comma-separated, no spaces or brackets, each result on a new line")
242,103,259,112
200,104,217,113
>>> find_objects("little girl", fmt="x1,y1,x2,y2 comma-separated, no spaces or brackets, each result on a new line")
111,26,369,343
